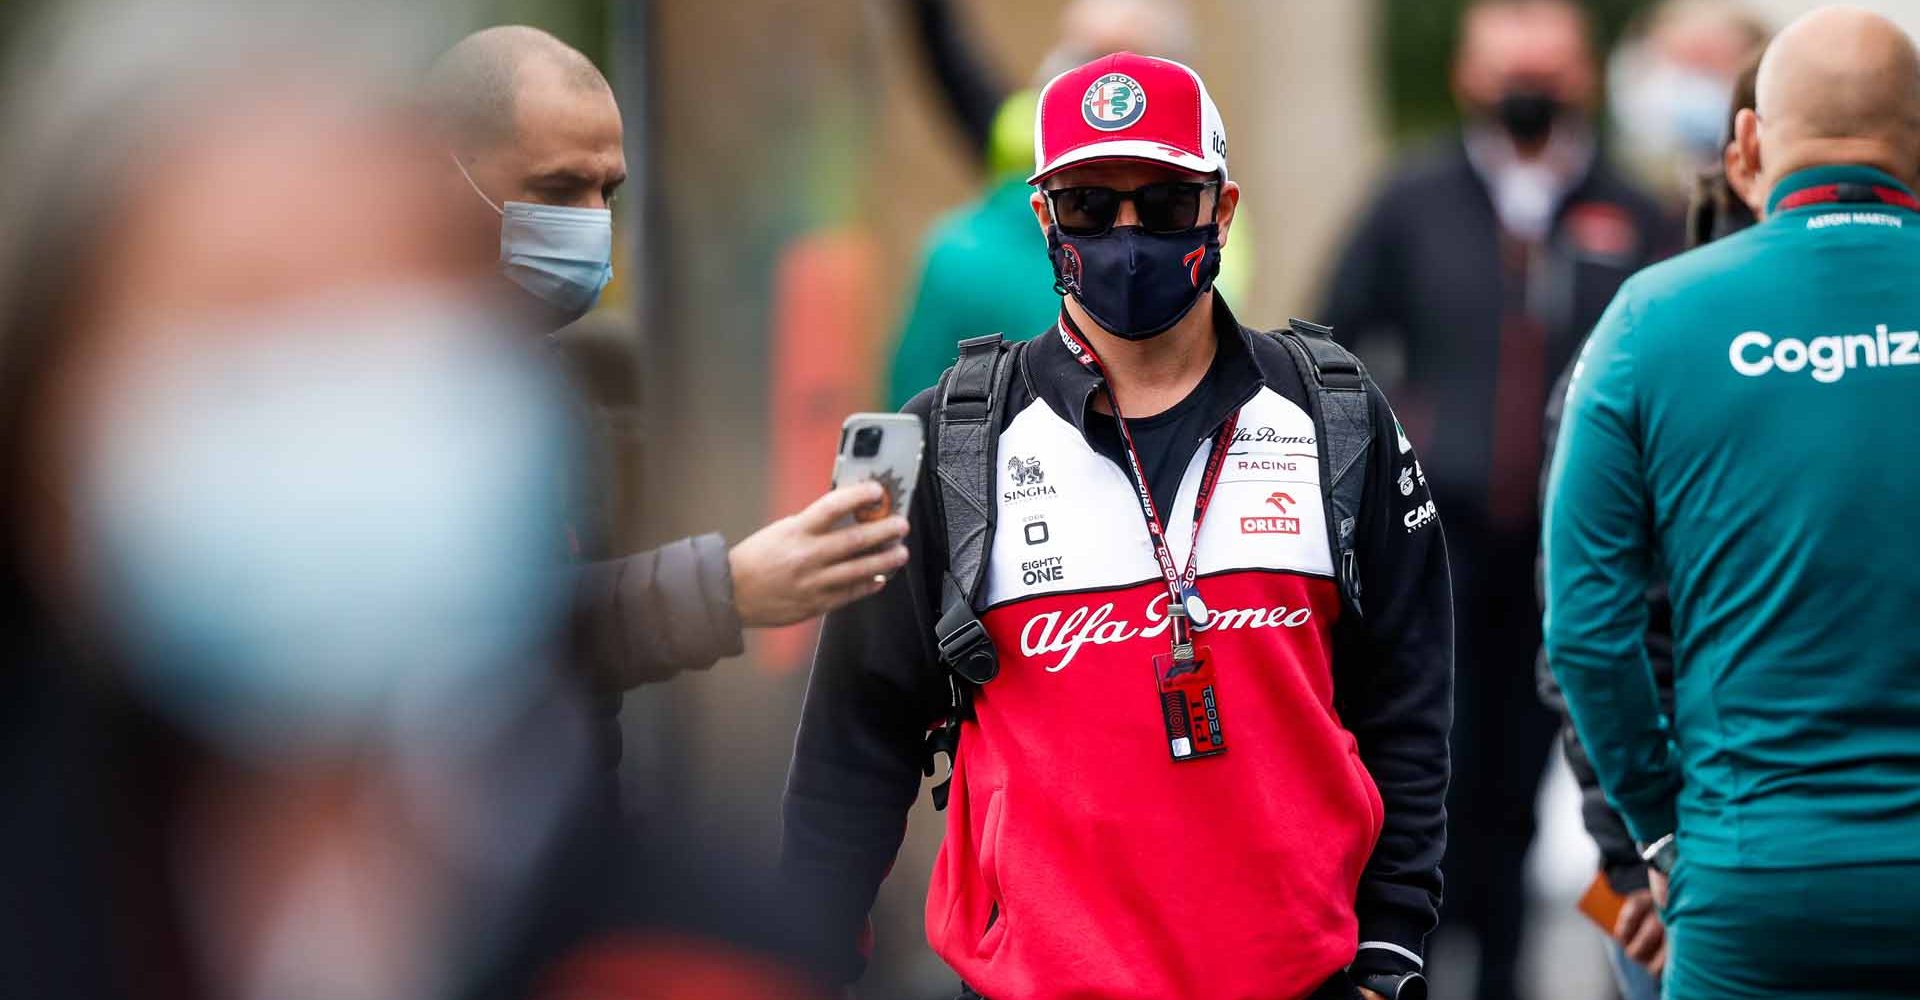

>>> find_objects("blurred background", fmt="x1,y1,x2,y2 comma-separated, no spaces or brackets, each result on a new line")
3,1,1917,998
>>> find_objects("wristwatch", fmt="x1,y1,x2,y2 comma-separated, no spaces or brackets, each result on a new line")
1356,971,1428,1000
1639,832,1678,875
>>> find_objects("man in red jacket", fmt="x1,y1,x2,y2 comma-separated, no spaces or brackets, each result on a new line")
783,52,1452,1000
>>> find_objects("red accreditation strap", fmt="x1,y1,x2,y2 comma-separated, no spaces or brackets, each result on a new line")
1055,318,1237,660
1775,183,1920,212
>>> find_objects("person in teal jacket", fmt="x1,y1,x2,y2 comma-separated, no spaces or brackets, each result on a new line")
1544,9,1920,998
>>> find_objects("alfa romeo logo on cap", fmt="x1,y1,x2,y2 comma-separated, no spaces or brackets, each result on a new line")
1082,73,1147,131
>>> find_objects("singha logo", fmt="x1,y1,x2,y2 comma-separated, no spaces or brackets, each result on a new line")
1003,455,1057,504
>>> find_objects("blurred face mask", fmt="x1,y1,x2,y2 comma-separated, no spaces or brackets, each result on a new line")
79,292,580,760
1495,87,1564,146
1615,61,1732,166
455,156,613,327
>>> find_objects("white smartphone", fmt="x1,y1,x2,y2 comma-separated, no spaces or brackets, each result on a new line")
832,413,924,525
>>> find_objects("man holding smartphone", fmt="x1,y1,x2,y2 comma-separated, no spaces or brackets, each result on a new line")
425,28,910,762
784,52,1452,1000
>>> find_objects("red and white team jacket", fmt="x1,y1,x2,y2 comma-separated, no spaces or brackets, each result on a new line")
784,300,1453,1000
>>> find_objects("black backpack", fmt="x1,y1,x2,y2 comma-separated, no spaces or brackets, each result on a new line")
921,321,1376,807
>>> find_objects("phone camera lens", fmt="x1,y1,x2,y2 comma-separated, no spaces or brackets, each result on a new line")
852,426,884,458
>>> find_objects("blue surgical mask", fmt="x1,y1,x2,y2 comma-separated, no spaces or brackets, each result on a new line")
80,292,580,761
456,156,613,325
1613,58,1735,167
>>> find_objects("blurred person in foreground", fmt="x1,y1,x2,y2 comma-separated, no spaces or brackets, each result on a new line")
422,26,910,774
786,52,1452,1000
0,5,821,998
1608,0,1770,214
1536,51,1762,1000
888,0,1256,410
1318,5,1666,997
1546,8,1920,997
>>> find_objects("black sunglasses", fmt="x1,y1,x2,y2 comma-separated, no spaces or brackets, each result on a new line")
1045,181,1217,237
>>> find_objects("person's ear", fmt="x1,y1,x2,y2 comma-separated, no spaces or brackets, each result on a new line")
1723,131,1761,219
1733,108,1765,215
1213,181,1241,249
1030,190,1053,236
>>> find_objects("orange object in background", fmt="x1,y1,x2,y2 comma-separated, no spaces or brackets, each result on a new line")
758,229,884,674
538,933,826,1000
1577,871,1627,934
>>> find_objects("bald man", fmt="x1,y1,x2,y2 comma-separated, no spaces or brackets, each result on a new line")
1545,8,1920,997
425,28,911,764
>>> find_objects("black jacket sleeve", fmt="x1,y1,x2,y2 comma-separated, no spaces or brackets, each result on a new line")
1319,184,1411,386
1534,366,1676,894
1337,379,1454,981
780,391,949,985
569,533,745,692
905,0,1007,159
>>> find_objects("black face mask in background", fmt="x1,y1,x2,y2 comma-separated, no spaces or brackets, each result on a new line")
1495,88,1563,146
1048,224,1222,341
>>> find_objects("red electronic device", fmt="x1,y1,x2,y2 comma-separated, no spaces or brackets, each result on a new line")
1154,645,1226,761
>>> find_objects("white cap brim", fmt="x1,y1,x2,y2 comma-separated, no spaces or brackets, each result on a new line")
1027,138,1228,186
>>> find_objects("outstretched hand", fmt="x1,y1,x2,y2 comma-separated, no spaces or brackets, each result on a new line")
729,481,910,628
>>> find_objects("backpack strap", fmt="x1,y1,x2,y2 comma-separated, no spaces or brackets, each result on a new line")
1272,318,1372,618
932,334,1024,684
924,334,1025,809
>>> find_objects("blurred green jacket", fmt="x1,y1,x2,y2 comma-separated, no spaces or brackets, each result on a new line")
886,176,1061,410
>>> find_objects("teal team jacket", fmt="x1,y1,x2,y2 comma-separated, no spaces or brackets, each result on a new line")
1545,165,1920,870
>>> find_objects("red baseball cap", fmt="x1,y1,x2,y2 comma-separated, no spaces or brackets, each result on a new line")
1028,51,1229,185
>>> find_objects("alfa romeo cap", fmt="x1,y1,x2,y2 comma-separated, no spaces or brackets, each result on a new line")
1029,51,1228,185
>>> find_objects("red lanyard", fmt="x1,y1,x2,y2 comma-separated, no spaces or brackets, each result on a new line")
1056,320,1237,658
1776,183,1920,213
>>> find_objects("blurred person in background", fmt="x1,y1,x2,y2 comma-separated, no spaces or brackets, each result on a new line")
1682,54,1765,246
0,4,822,998
424,26,912,777
1546,8,1920,997
1535,50,1762,1000
787,52,1452,1000
1608,0,1770,216
1319,5,1667,998
888,0,1255,410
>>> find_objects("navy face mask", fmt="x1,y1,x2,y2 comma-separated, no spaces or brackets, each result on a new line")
1048,223,1222,340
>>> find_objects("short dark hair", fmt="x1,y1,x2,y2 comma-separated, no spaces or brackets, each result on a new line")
1685,51,1765,248
424,25,609,149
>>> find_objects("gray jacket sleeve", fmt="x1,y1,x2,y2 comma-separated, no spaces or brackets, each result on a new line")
571,532,745,691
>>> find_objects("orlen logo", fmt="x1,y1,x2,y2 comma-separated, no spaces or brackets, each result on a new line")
1021,591,1315,672
1242,491,1301,534
1729,326,1920,383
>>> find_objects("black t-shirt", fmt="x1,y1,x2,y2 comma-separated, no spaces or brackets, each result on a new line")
1086,351,1224,523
